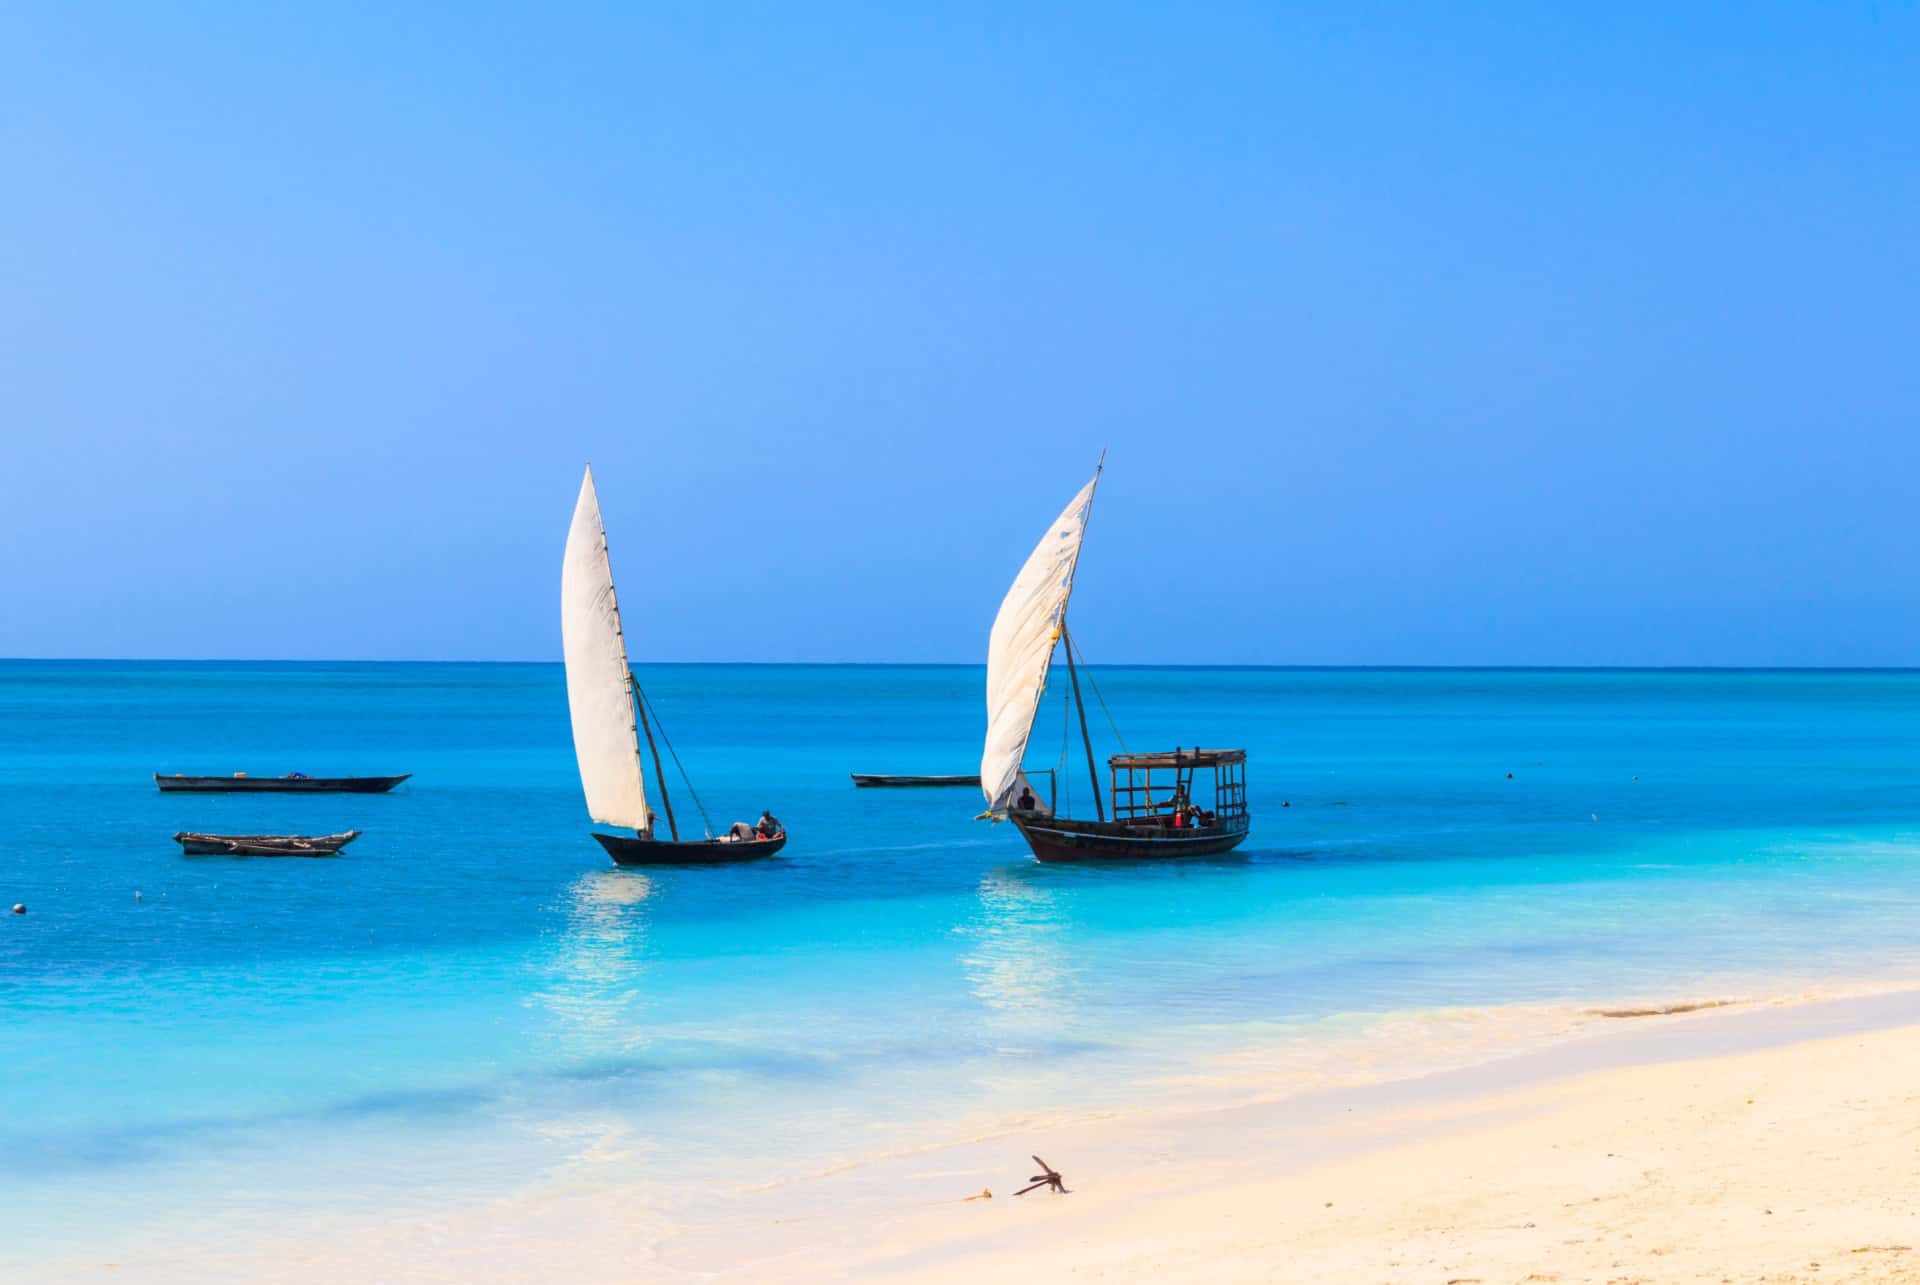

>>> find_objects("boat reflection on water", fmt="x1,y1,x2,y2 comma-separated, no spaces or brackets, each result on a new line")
533,869,657,1060
960,868,1081,1025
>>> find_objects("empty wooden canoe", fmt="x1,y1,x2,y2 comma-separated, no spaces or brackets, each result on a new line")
155,774,410,793
174,830,362,857
849,774,980,788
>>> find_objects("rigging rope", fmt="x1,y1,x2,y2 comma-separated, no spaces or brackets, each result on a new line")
639,688,716,838
1065,634,1130,756
1055,663,1071,816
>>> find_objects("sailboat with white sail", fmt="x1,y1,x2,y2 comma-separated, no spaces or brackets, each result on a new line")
978,457,1251,861
561,466,787,865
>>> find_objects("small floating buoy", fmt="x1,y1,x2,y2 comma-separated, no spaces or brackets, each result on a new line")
10,903,24,915
1506,772,1514,779
1282,800,1290,808
134,890,142,901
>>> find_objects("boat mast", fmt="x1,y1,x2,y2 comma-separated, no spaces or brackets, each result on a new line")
1060,623,1105,822
631,675,680,841
1056,449,1108,824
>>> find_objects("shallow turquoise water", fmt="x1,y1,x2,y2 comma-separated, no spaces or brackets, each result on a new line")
5,662,1920,1257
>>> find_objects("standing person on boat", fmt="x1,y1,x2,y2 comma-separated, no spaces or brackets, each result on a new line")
756,809,782,838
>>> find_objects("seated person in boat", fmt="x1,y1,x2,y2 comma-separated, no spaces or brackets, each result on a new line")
1015,785,1038,813
755,809,782,838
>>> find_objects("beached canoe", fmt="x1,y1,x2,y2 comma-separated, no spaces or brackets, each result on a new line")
175,830,362,857
154,773,410,794
850,773,980,788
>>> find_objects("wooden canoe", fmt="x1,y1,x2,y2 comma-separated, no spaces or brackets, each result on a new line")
850,774,980,788
175,830,362,857
155,773,410,794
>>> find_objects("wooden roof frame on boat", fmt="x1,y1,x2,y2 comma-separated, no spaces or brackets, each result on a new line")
1108,748,1246,769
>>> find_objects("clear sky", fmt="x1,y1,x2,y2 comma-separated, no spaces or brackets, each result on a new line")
3,3,1915,664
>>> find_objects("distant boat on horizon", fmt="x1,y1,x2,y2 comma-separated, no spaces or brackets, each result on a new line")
154,773,410,794
978,456,1252,861
561,466,787,865
850,773,979,788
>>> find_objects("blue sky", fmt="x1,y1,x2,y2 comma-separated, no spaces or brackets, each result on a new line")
3,3,1915,664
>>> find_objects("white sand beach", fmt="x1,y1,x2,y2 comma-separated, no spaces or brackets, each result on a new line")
57,986,1920,1284
799,1017,1920,1284
664,989,1920,1284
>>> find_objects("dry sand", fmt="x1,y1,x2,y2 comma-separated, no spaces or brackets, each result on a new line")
684,995,1920,1284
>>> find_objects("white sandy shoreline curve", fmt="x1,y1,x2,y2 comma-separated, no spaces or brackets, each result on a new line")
32,975,1920,1284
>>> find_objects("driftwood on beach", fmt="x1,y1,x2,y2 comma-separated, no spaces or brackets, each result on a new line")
1015,1156,1067,1195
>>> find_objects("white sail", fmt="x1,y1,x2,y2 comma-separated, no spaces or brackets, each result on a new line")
979,470,1102,817
560,466,652,833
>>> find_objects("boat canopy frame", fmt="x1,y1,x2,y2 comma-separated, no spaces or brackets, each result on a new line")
1107,748,1248,824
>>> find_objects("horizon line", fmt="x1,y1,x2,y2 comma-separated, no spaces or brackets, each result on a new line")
5,657,1920,675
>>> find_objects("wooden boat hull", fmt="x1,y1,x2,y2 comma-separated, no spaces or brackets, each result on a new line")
155,774,411,794
175,830,361,857
593,831,788,865
1010,814,1251,862
850,774,980,788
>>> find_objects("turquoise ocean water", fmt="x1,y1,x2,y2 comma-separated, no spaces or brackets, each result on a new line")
6,662,1920,1261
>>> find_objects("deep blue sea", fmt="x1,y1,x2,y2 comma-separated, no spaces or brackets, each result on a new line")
6,662,1920,1263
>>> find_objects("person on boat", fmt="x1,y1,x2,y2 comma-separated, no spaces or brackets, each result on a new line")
1015,785,1037,813
755,809,782,838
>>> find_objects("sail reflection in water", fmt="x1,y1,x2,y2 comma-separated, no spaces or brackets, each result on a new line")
959,870,1082,1028
533,870,657,1062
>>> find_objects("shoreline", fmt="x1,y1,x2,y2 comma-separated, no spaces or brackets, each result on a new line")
41,978,1920,1283
663,983,1920,1281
